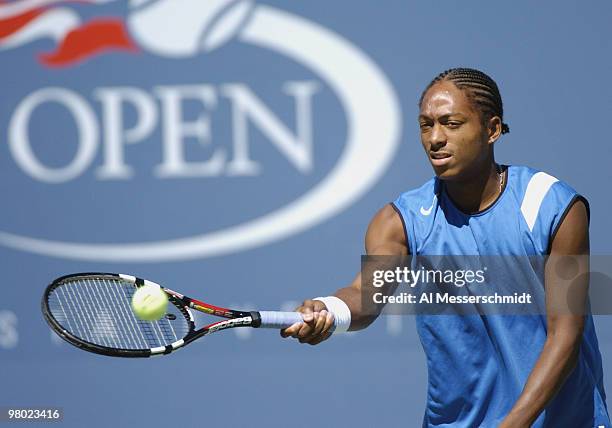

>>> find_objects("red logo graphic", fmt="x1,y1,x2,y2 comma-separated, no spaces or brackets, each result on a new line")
0,0,255,68
0,0,137,67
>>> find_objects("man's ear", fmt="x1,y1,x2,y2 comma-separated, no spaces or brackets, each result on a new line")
487,116,502,145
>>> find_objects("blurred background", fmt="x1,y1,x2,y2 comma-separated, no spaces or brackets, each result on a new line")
1,0,611,426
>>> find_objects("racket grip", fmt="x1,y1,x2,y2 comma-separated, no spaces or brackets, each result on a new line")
257,311,304,329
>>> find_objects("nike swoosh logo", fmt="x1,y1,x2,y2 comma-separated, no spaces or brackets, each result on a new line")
420,195,437,216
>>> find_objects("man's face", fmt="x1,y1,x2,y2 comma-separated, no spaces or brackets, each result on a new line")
418,81,491,180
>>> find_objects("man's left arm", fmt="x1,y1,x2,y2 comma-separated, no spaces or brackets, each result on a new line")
499,199,589,428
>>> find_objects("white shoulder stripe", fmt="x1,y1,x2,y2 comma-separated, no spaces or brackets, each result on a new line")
521,172,559,231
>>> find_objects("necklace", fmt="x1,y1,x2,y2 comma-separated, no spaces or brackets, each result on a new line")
442,165,505,213
496,164,504,195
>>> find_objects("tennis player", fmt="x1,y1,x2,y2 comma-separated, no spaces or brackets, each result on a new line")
281,68,610,427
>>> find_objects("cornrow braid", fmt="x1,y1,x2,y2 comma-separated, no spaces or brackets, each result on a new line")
419,68,510,134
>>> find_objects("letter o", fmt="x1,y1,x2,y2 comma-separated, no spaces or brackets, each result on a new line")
9,87,98,183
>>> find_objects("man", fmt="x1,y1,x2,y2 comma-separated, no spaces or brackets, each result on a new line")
281,68,610,427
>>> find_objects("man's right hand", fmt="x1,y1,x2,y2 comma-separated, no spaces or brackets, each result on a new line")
280,299,335,345
280,204,408,344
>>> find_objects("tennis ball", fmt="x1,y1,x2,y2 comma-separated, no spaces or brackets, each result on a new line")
131,285,168,321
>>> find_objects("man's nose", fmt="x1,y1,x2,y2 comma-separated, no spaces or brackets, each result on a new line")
430,123,446,148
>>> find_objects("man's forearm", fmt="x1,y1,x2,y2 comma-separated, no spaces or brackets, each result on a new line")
501,335,581,427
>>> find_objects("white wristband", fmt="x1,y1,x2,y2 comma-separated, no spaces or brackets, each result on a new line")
313,296,351,333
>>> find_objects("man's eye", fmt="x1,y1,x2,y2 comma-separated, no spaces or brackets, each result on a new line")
446,122,462,129
420,123,432,130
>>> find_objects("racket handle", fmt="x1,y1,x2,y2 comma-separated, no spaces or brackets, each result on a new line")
257,311,304,329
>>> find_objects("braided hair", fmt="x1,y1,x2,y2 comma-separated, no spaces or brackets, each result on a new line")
419,68,510,134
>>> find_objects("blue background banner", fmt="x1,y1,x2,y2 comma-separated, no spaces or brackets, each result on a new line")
1,1,611,426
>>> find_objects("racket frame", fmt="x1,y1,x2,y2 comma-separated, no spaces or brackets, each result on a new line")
42,272,264,358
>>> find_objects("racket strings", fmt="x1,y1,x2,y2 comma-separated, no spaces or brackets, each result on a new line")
47,277,190,350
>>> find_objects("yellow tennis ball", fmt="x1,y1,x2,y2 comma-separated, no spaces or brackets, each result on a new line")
131,285,168,321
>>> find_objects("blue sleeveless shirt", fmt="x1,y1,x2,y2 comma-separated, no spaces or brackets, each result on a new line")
392,165,609,427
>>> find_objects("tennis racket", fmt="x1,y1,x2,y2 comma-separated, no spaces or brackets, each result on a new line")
42,272,314,358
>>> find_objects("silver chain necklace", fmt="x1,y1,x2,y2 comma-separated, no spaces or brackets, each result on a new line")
496,164,504,194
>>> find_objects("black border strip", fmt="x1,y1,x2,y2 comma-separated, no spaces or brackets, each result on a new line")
390,202,411,255
546,195,590,255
